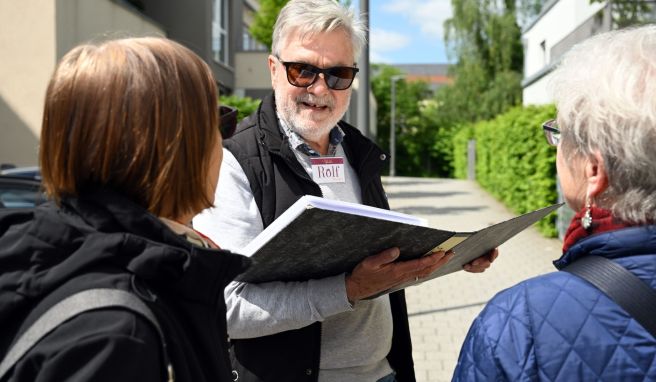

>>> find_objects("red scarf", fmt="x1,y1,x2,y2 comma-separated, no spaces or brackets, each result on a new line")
562,206,633,253
195,229,221,249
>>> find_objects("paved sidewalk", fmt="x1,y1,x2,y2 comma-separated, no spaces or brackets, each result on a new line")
382,176,562,382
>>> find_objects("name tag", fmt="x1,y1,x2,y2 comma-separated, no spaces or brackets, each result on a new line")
310,157,345,184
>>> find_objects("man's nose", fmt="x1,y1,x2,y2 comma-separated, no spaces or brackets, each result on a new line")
307,73,330,93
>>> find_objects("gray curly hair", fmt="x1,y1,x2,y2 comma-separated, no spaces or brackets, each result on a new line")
550,25,656,223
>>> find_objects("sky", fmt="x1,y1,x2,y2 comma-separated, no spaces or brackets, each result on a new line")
364,0,453,65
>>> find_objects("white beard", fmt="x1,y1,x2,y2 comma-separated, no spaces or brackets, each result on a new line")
275,92,350,142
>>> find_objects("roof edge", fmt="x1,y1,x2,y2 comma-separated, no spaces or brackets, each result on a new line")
522,0,560,34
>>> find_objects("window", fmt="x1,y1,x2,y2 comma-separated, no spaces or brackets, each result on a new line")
539,40,547,66
212,0,229,64
243,26,266,51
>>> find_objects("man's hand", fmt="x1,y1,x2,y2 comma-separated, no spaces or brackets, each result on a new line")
463,248,499,273
345,247,454,302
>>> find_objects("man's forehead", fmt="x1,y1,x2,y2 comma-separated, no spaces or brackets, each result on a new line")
279,28,355,64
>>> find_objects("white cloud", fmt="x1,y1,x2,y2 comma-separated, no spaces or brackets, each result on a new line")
370,28,411,52
382,0,452,39
369,50,391,64
369,28,410,63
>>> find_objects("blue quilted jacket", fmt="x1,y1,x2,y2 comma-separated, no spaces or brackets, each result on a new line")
452,226,656,381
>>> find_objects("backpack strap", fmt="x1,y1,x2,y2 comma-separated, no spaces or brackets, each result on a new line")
563,255,656,339
0,288,175,382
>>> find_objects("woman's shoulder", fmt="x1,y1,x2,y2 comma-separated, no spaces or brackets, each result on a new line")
480,267,644,336
474,270,598,334
484,271,573,312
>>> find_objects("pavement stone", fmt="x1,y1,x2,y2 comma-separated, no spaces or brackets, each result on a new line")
382,176,562,382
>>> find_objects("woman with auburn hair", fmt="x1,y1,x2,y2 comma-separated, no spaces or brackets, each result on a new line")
0,37,249,381
453,25,656,381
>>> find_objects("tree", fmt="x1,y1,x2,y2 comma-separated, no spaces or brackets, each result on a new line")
591,0,656,28
442,0,526,122
371,65,435,176
249,0,289,50
399,0,544,177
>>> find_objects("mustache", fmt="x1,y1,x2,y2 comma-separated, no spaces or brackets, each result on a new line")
295,94,334,108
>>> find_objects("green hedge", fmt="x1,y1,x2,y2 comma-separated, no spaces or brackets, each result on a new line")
219,94,260,121
452,123,474,180
452,104,559,236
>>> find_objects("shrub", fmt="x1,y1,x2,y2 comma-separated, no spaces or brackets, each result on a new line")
219,95,260,121
453,104,559,236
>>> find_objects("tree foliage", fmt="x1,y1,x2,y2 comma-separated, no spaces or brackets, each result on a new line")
377,0,543,178
442,0,526,123
249,0,289,51
219,95,260,121
371,65,436,176
591,0,656,28
370,0,535,177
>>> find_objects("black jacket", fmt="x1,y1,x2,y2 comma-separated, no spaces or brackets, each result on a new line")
0,190,250,382
224,93,416,382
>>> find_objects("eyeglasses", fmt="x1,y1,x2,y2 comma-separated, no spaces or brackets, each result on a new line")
542,119,561,146
219,105,238,139
276,56,359,90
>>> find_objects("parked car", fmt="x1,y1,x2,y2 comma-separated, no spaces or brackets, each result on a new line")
0,165,41,180
0,165,45,208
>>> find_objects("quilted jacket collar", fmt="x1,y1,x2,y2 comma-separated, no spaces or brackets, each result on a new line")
554,225,656,269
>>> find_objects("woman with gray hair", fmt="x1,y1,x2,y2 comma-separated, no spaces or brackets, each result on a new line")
452,25,656,381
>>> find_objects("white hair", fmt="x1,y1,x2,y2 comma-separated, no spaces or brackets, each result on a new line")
271,0,367,63
550,25,656,223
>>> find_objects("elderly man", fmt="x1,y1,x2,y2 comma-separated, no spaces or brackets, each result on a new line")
194,1,495,381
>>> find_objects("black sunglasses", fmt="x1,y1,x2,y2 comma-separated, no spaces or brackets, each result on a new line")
219,105,238,139
542,119,561,146
276,56,359,90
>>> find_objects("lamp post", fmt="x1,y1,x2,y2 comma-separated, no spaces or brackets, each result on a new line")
389,75,404,177
357,0,370,138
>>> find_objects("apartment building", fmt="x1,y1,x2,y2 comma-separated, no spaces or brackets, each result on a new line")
522,0,609,105
0,0,270,166
522,0,656,106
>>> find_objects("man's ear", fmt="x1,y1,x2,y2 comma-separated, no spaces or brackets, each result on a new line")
585,151,609,199
268,55,277,88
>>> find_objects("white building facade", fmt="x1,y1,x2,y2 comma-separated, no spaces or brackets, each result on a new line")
521,0,610,105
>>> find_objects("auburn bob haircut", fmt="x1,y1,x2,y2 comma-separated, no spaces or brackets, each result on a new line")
39,37,219,220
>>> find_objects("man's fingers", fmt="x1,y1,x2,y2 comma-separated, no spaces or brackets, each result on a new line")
418,250,447,267
362,247,400,269
394,251,452,279
490,248,500,262
463,248,499,272
424,251,453,273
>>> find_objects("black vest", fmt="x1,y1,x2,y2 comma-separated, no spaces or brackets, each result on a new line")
224,94,416,382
